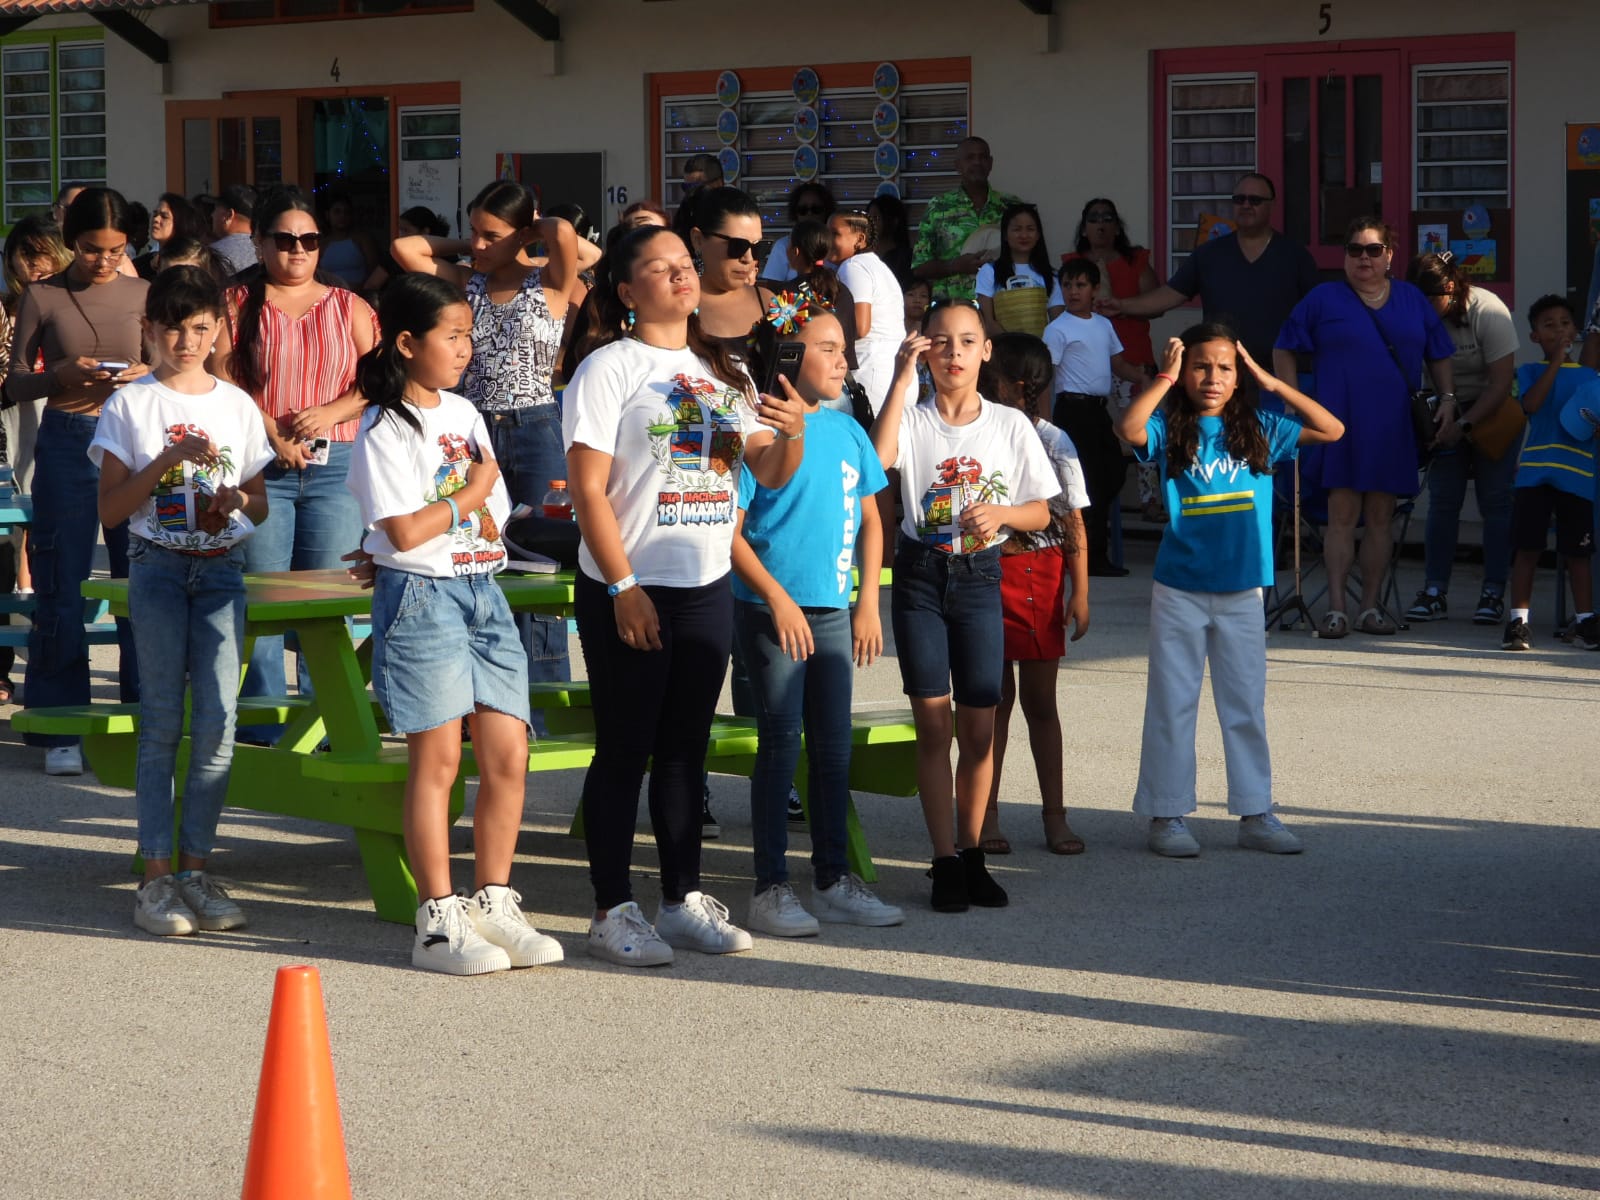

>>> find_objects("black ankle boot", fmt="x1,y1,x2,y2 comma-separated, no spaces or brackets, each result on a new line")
929,855,968,912
960,846,1009,907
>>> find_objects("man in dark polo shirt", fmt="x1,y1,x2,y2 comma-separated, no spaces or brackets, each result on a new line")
1101,173,1318,366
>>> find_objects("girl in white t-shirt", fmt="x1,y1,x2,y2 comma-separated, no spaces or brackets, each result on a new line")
91,266,274,938
345,273,561,978
830,210,905,416
978,333,1091,858
976,203,1065,339
564,225,805,967
871,302,1059,914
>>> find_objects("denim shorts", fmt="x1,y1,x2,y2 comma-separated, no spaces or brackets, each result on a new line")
891,535,1004,707
370,567,531,735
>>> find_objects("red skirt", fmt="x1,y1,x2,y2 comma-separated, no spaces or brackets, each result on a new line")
1000,545,1067,661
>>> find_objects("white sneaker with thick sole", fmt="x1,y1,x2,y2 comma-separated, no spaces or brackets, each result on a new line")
44,746,83,776
174,871,246,931
1148,817,1201,858
1238,811,1304,854
655,891,753,954
134,875,198,936
412,895,511,976
813,874,905,927
468,885,564,967
746,882,820,938
588,901,674,967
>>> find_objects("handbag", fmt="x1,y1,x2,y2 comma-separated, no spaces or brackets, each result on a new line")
991,282,1048,338
1352,285,1439,461
1465,394,1527,460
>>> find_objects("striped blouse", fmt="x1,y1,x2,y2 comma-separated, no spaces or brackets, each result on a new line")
227,284,375,442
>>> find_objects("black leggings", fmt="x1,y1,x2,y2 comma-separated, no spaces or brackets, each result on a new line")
575,569,732,909
1052,392,1128,564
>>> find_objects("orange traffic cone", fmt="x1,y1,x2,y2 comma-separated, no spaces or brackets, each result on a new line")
241,964,354,1199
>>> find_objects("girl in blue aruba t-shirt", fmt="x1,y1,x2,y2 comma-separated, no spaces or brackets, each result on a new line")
1115,322,1344,861
732,295,905,936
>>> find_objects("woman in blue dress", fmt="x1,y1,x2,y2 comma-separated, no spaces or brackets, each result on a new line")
1274,217,1455,637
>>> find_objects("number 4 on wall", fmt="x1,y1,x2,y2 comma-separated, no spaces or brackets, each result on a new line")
1318,3,1332,35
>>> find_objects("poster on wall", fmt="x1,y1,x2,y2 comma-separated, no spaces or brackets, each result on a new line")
1566,123,1600,314
1410,207,1512,284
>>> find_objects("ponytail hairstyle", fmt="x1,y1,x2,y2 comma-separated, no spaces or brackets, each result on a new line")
467,179,537,231
832,209,875,257
982,332,1054,421
1165,321,1272,480
993,203,1052,291
786,218,841,310
579,225,750,395
692,185,761,238
157,236,231,287
355,273,468,437
62,186,132,248
231,187,319,398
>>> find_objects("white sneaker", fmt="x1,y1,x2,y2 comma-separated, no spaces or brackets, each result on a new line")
1148,816,1201,858
412,895,511,976
1238,811,1304,854
468,884,564,967
655,891,753,954
174,871,246,931
813,874,905,927
44,746,83,776
588,901,674,967
746,882,820,938
134,875,198,936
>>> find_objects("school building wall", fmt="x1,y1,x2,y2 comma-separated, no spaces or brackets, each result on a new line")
82,0,1587,320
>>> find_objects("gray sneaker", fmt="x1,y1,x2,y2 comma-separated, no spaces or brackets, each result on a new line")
813,874,905,927
174,871,247,931
655,891,753,954
747,882,820,938
134,875,198,936
1238,811,1304,854
1148,817,1201,858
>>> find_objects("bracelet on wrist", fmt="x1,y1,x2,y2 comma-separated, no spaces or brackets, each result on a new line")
779,429,805,441
1156,373,1177,386
607,573,639,598
443,496,461,527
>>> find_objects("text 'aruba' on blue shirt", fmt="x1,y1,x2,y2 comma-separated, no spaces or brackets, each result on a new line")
1513,362,1599,500
735,407,889,608
1136,408,1302,593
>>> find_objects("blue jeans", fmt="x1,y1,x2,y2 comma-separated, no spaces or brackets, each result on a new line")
485,406,571,730
126,537,246,861
734,601,854,892
1422,441,1515,595
241,440,363,715
890,536,1004,708
23,408,138,746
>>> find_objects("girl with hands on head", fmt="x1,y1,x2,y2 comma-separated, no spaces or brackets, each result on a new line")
1117,324,1342,860
563,225,800,968
871,302,1061,914
731,296,901,938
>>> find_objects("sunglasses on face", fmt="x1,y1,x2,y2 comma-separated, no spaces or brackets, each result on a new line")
793,205,825,217
700,229,759,260
269,231,321,253
1085,210,1118,223
1231,194,1272,206
1345,242,1388,258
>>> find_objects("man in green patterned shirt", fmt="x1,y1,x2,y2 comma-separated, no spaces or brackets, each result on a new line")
912,137,1020,304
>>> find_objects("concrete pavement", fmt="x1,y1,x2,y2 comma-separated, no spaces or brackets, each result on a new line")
1,542,1596,1198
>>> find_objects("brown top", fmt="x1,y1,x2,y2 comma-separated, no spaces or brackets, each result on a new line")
4,271,148,409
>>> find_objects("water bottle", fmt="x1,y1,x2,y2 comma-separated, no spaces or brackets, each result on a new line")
541,479,573,520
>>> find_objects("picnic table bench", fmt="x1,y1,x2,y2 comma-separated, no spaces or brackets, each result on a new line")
11,568,917,924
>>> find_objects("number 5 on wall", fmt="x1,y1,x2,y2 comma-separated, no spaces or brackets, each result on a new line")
1319,3,1332,34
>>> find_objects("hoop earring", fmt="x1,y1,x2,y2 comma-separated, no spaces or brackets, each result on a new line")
625,308,636,331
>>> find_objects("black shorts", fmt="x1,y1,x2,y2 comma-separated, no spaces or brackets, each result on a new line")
1511,485,1595,558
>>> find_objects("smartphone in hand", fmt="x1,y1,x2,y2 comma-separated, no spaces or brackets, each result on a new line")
764,341,805,397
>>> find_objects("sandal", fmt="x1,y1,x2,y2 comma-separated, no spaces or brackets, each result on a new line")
0,678,12,705
1042,809,1085,855
1355,607,1396,635
1318,610,1350,639
979,802,1012,856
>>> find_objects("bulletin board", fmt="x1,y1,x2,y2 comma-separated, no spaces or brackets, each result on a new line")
1409,207,1511,283
1566,123,1600,308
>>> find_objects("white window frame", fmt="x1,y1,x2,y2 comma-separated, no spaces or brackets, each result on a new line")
1164,71,1258,276
0,37,106,227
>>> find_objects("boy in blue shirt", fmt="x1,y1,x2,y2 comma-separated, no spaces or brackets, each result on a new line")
1503,296,1600,651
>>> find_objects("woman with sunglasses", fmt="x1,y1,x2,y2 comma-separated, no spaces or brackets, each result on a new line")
1274,216,1455,638
692,188,776,379
213,188,378,722
758,183,835,285
6,188,150,776
1064,198,1162,519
